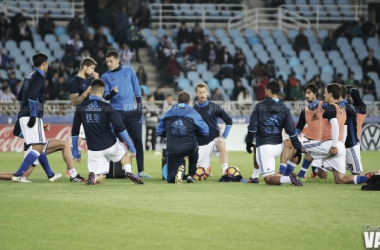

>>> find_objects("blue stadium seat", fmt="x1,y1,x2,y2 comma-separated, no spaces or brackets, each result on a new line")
287,29,298,42
243,29,255,38
20,41,32,51
187,71,200,82
177,78,191,90
229,29,240,38
196,63,207,73
207,78,220,91
328,50,340,60
322,64,334,75
258,29,270,38
53,48,65,59
33,34,42,42
141,28,152,38
352,37,364,47
247,57,258,69
5,40,17,50
202,71,214,82
317,29,328,41
222,78,235,96
214,29,227,39
247,36,259,46
140,85,150,95
44,34,56,43
272,29,285,39
34,41,46,51
0,69,8,78
102,27,110,36
54,27,66,37
299,50,311,61
321,72,333,84
289,57,301,67
156,28,166,38
170,28,178,39
363,94,375,102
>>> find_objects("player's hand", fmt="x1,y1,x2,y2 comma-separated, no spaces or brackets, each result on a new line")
246,142,254,154
213,137,224,141
329,147,338,156
111,86,118,93
92,72,99,79
293,148,302,165
72,147,81,163
27,117,36,128
85,86,92,95
130,153,136,159
43,123,50,131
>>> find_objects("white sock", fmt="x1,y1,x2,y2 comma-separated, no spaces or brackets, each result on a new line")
280,176,291,184
123,164,132,173
69,168,78,178
252,168,260,178
354,175,358,184
222,163,228,173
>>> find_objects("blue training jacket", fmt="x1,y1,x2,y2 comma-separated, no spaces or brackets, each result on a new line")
156,103,209,153
101,66,142,111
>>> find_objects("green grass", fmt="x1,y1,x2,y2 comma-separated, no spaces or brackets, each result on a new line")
1,151,379,250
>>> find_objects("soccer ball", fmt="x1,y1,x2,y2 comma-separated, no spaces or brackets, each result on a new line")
193,167,209,181
224,166,241,177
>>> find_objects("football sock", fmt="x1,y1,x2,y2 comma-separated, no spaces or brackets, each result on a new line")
38,152,54,177
222,163,228,173
284,161,296,176
69,168,78,178
312,167,318,175
298,159,312,178
354,175,367,184
123,164,132,173
280,176,291,184
252,168,260,179
15,150,40,176
279,164,286,175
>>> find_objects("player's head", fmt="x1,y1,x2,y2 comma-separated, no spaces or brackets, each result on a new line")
91,79,105,96
303,83,318,103
346,85,353,103
80,57,97,77
324,83,341,102
340,85,347,100
105,50,120,71
265,80,280,97
177,91,191,104
196,83,209,103
32,53,49,73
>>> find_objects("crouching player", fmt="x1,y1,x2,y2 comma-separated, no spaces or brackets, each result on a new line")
245,80,303,186
71,79,143,185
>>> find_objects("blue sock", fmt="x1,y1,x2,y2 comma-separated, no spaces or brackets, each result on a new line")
298,159,312,178
38,152,55,178
312,167,318,175
284,161,296,176
279,164,286,175
355,175,368,184
15,150,40,176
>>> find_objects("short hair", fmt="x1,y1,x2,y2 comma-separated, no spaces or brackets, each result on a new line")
326,83,341,100
196,83,209,92
80,57,97,70
303,83,318,95
340,85,347,99
346,85,353,94
266,80,280,95
32,53,48,67
106,50,119,59
91,79,105,92
177,91,190,103
166,94,172,98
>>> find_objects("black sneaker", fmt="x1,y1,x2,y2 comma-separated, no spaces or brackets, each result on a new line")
86,172,96,185
125,172,144,184
70,174,86,182
290,173,303,186
247,177,259,183
187,176,195,183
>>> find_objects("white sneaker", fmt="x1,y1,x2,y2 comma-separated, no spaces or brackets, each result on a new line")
175,165,185,184
48,173,62,182
12,176,32,183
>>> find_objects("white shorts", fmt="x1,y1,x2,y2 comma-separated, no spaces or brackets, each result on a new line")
79,124,86,139
197,140,221,169
346,144,363,174
19,117,46,145
256,144,283,178
24,139,50,166
301,139,346,174
87,140,127,175
311,158,323,168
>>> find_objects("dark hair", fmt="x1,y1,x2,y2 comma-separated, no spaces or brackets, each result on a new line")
266,80,280,95
340,85,347,99
166,94,172,98
326,83,341,100
106,50,119,59
91,79,105,91
32,53,48,67
80,57,97,70
337,73,343,78
346,85,353,94
303,83,318,95
177,91,190,103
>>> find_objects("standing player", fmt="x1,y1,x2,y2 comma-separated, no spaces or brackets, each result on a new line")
301,83,373,184
101,50,150,178
193,83,232,175
245,80,303,186
71,79,143,185
156,91,209,184
12,53,61,182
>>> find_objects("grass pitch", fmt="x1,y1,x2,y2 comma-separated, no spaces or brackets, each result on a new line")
1,151,379,250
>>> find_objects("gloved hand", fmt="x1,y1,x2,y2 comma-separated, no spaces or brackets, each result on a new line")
246,142,254,154
72,147,81,162
27,117,36,128
293,148,302,165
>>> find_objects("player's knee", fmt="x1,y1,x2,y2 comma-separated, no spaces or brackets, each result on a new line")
216,141,226,150
284,139,292,149
63,140,70,149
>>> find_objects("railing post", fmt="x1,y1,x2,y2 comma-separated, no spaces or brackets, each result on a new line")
279,7,282,30
316,5,319,31
202,5,205,29
159,4,162,29
244,5,247,30
36,2,39,27
255,8,258,33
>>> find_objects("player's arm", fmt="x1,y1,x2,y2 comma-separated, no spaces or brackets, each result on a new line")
73,86,91,106
71,106,82,160
102,74,118,101
27,76,44,127
131,69,143,112
13,119,23,138
295,109,306,135
17,84,23,107
217,105,233,139
323,105,339,155
190,110,209,136
284,107,302,150
156,112,167,137
350,88,367,114
108,106,136,154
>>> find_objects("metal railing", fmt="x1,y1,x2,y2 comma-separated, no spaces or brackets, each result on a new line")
228,7,310,32
150,3,248,29
0,1,84,26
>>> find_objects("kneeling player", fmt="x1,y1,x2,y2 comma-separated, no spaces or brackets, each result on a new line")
71,79,143,185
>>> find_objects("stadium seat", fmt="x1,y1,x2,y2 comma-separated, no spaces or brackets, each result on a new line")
317,29,328,41
322,64,334,75
258,29,270,39
248,36,259,46
187,71,200,82
287,29,299,42
215,29,227,39
321,72,333,84
20,41,32,52
170,28,178,39
289,57,301,67
229,29,240,38
141,28,152,39
202,71,214,82
196,63,207,73
363,94,375,102
207,78,220,91
272,29,285,39
5,40,17,50
243,29,255,38
177,78,191,90
54,27,66,37
222,78,235,96
156,28,166,38
44,34,57,43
